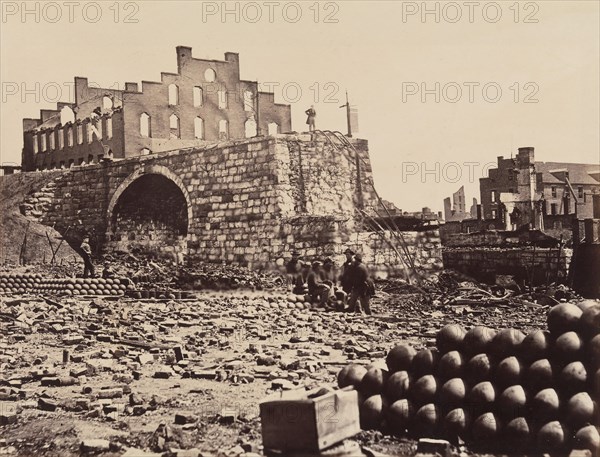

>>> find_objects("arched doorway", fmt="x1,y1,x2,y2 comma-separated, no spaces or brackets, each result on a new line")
108,172,190,259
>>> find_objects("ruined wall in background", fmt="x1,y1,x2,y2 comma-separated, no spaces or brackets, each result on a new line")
442,247,570,285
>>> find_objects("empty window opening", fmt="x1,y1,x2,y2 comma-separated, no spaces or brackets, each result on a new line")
140,113,151,137
32,135,39,154
106,117,113,139
193,86,203,107
218,90,228,109
169,114,180,139
60,106,75,124
49,132,55,150
551,203,557,215
194,117,204,139
168,84,179,105
77,124,84,144
204,68,216,82
245,118,257,138
551,186,557,198
58,129,64,149
111,174,188,250
268,122,279,136
578,186,584,199
243,90,254,112
40,133,47,151
90,119,103,141
67,127,74,147
219,119,229,140
102,96,113,110
87,123,94,143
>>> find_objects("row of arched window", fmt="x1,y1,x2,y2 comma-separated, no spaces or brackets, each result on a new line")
139,113,226,140
139,112,280,141
32,118,112,154
167,83,254,112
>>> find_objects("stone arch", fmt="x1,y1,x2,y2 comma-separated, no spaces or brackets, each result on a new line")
106,166,193,261
107,164,193,226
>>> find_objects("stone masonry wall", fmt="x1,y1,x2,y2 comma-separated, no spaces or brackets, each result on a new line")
13,134,439,277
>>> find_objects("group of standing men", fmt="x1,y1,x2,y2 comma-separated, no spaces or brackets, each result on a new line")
286,248,373,315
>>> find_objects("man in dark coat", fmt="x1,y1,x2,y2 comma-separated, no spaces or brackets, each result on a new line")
340,248,355,296
347,253,372,315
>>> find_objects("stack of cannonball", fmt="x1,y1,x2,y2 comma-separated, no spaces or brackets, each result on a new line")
337,300,600,453
0,273,128,296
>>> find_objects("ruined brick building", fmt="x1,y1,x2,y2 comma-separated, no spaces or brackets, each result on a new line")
11,47,445,279
443,186,478,222
21,47,291,172
480,147,600,230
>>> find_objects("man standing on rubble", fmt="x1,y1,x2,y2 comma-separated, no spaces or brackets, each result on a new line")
348,253,373,315
79,236,95,278
340,248,355,298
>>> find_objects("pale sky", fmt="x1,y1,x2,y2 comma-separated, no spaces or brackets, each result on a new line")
1,1,599,212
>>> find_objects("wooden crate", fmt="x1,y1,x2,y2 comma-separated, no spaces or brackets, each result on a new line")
260,386,360,453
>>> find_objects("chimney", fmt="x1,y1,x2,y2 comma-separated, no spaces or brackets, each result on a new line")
517,147,535,167
176,46,193,73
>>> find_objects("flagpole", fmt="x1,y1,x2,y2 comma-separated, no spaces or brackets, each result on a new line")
346,91,352,137
339,90,352,137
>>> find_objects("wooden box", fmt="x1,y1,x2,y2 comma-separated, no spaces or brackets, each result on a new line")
259,386,360,453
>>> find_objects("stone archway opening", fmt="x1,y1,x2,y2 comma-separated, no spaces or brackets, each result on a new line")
109,173,188,258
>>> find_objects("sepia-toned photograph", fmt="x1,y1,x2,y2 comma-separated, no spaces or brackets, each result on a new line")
0,1,599,456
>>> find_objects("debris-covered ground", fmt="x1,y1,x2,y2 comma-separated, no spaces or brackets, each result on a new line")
0,263,560,457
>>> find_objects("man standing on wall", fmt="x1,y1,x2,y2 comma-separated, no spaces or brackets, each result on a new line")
80,236,95,278
305,105,316,132
347,253,373,315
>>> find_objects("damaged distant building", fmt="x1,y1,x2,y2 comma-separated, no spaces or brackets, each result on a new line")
21,47,291,171
479,147,600,231
443,186,478,222
441,147,600,294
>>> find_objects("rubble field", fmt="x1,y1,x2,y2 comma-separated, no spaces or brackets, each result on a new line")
0,265,555,457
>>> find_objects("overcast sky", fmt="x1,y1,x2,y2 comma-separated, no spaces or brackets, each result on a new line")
1,1,598,212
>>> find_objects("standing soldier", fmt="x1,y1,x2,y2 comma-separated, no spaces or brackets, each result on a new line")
80,236,95,278
340,248,355,299
305,105,316,132
347,253,373,315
